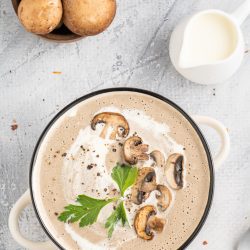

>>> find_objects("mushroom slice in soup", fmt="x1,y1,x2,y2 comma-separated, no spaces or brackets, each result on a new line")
165,153,185,190
123,136,149,165
131,167,157,205
150,150,165,167
134,205,166,240
91,112,129,140
156,185,172,211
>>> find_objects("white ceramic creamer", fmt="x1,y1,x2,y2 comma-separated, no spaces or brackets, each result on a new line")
169,0,250,85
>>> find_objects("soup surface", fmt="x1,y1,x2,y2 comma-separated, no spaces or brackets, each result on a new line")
32,91,211,250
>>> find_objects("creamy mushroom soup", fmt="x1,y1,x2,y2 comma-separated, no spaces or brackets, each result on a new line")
32,91,211,250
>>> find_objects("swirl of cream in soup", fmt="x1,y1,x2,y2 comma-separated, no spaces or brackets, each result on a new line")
62,106,185,249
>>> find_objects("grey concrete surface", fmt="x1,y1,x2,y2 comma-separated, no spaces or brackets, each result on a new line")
0,0,250,249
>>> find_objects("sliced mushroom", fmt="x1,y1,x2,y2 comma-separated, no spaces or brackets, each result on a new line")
134,205,166,240
131,167,157,205
91,112,129,140
147,216,166,233
156,185,172,211
165,153,184,190
123,136,149,164
150,150,165,167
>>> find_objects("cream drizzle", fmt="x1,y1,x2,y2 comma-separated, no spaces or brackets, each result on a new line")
62,106,185,249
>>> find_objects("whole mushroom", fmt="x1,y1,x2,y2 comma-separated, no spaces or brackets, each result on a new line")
134,205,166,240
131,167,157,205
91,112,129,140
18,0,63,35
123,136,149,165
63,0,116,36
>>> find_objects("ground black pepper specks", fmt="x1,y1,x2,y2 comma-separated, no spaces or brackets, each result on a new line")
87,164,94,170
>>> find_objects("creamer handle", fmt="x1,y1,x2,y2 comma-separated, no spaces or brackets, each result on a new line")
9,189,57,250
192,116,230,168
232,0,250,25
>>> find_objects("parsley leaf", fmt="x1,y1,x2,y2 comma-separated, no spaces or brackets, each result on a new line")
58,195,115,227
111,163,138,196
58,163,137,238
105,201,129,238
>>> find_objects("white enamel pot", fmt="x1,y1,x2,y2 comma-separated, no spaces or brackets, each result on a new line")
8,88,230,249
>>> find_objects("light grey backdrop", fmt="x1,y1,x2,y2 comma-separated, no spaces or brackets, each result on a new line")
0,0,250,249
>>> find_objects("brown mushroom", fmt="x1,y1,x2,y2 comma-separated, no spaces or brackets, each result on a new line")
63,0,116,36
150,150,165,167
165,153,184,190
124,136,149,164
156,185,172,211
91,112,129,140
134,205,166,240
131,167,157,205
18,0,63,35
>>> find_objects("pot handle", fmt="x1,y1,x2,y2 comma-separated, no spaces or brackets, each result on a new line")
192,115,230,168
9,189,57,250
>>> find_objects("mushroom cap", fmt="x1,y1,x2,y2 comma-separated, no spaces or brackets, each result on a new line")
150,150,165,167
134,205,166,240
63,0,116,36
91,112,129,140
18,0,63,35
156,185,172,211
131,167,157,205
165,153,184,190
123,136,149,165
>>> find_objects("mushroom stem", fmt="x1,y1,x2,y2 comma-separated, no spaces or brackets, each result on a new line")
147,216,166,233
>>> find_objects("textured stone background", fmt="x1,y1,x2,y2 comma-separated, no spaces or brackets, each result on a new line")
1,0,250,249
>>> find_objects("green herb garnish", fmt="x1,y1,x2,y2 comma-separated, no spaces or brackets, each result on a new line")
58,195,117,227
58,163,137,237
105,201,128,238
111,163,138,196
